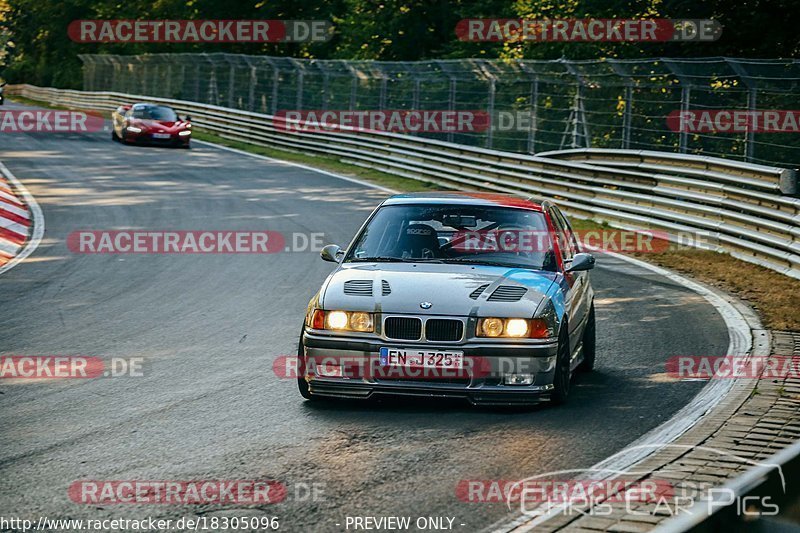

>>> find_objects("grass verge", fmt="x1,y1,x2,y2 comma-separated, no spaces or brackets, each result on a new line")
9,95,800,331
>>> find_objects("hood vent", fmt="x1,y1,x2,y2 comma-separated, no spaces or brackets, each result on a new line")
469,284,490,300
488,285,528,302
381,280,392,296
344,280,373,296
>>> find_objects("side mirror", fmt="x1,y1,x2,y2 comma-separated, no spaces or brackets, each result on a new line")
184,115,192,122
566,253,595,272
320,244,343,263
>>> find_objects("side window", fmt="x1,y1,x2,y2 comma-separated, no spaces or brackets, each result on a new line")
549,207,575,262
553,207,580,256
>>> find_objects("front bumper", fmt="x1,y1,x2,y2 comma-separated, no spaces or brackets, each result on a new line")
301,330,559,406
124,131,190,146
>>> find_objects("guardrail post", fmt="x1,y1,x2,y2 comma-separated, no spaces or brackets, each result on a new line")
379,76,387,111
248,66,257,112
623,85,633,149
447,77,456,143
227,62,235,109
411,78,421,136
350,73,358,111
486,77,496,149
271,65,280,115
165,64,172,98
746,88,757,162
296,70,304,110
527,78,538,154
194,64,200,102
322,72,330,111
679,86,691,153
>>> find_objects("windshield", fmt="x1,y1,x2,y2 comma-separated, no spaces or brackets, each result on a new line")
345,204,557,270
131,105,178,121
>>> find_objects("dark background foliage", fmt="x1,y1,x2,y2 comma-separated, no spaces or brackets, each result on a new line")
0,0,798,87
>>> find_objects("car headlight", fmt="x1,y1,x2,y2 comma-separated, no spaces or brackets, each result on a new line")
178,130,191,136
308,310,373,332
477,318,552,338
126,126,142,133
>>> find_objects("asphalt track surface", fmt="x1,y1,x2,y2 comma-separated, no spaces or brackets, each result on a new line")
0,103,729,532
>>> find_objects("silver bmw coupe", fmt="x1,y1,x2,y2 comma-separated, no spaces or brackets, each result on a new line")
298,192,596,406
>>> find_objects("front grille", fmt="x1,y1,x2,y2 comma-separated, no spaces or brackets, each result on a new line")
344,280,373,296
488,285,528,302
425,319,464,341
384,317,422,340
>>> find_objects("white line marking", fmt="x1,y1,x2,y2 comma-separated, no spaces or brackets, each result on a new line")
0,160,45,275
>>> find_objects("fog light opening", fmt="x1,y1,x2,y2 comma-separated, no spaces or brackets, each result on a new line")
504,373,534,385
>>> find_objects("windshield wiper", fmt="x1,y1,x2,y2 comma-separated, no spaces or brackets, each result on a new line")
440,257,536,268
350,256,443,263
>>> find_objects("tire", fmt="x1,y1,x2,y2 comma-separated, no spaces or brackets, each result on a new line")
550,326,572,405
111,129,120,142
578,303,596,372
297,329,316,401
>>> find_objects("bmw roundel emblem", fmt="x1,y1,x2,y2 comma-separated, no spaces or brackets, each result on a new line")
420,301,433,309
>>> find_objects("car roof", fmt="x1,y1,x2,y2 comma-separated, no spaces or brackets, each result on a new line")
381,192,548,211
132,103,174,109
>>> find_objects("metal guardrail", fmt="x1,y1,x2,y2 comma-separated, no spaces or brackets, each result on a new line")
8,84,800,280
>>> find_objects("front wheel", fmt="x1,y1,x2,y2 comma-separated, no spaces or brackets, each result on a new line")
578,304,596,372
550,328,572,405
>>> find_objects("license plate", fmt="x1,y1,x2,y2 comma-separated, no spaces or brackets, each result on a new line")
152,133,171,139
380,347,463,369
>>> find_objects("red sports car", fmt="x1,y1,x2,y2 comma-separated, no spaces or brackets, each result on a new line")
111,103,192,148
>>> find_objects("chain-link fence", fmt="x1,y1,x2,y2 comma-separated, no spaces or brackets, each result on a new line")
79,53,800,168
